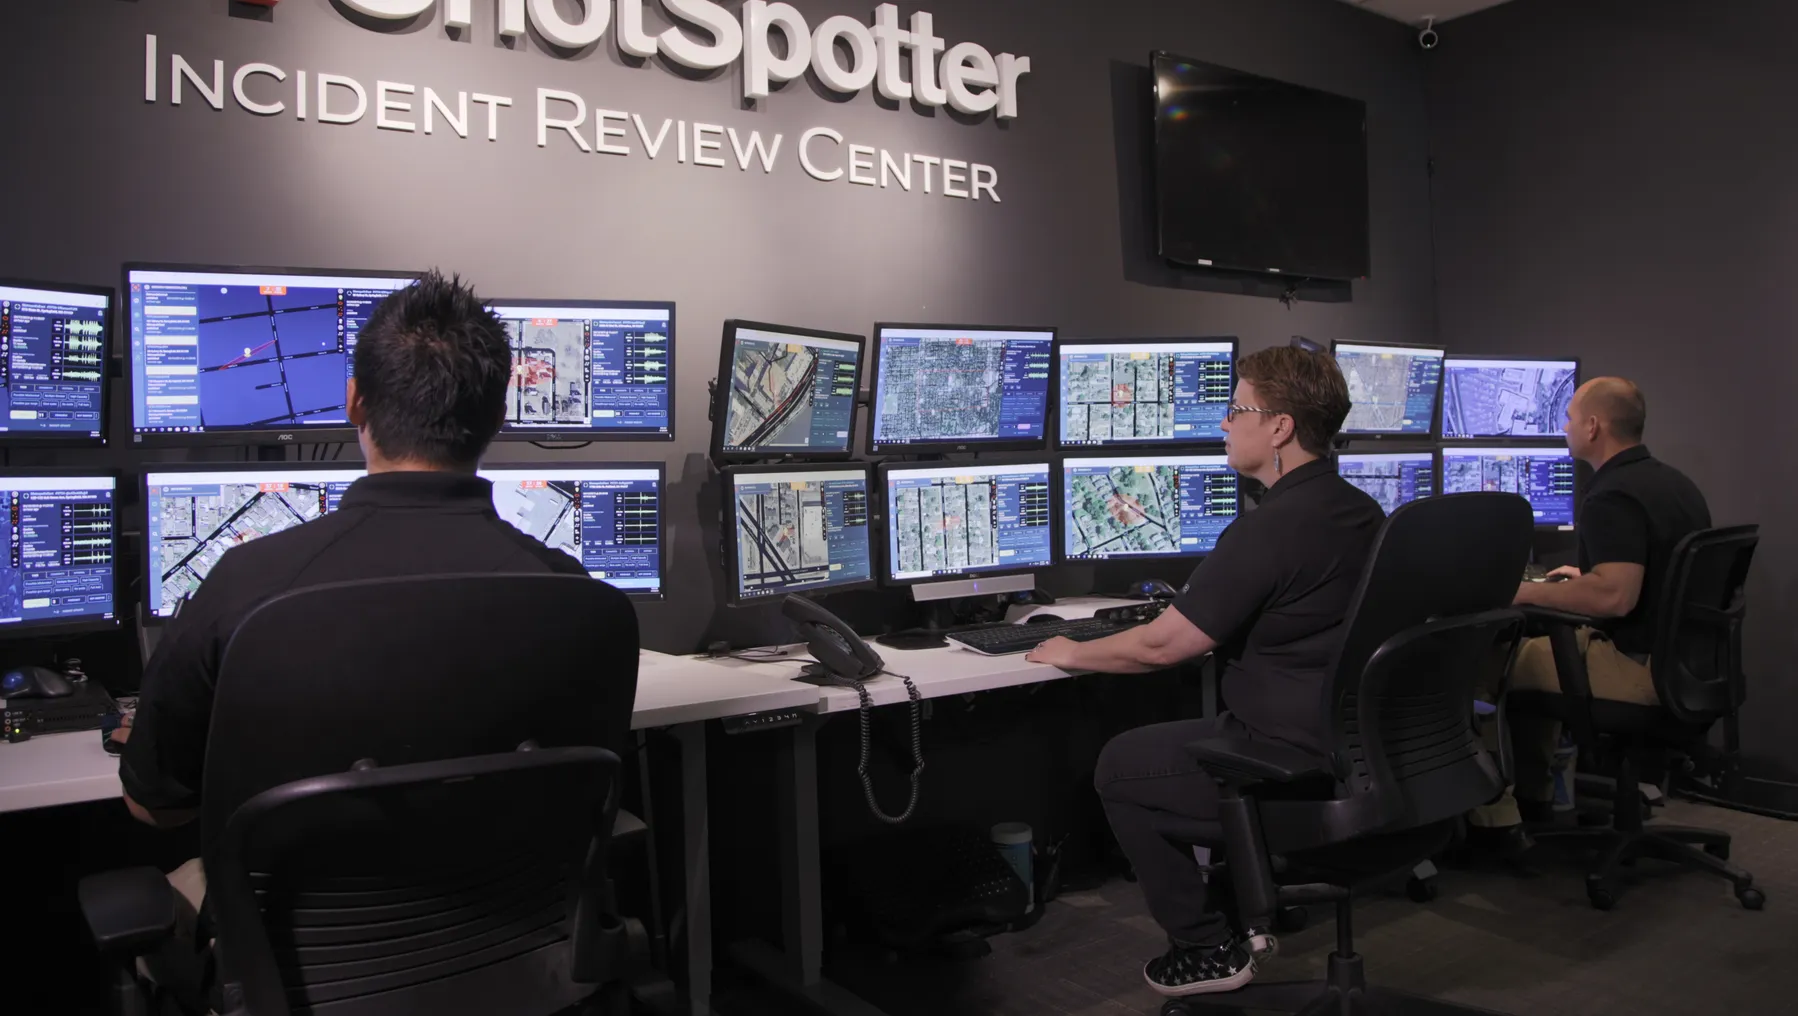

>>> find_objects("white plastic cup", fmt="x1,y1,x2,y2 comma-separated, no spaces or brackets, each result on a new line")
991,822,1034,913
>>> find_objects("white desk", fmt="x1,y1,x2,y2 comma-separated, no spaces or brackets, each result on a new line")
0,649,816,1016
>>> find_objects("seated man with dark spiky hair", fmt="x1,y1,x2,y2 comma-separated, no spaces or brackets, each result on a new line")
113,270,599,1009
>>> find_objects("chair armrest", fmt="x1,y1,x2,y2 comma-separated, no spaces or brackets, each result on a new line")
1183,737,1331,787
1520,605,1595,633
78,867,177,958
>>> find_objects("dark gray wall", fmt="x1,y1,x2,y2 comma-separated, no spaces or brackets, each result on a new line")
1429,0,1798,766
2,0,1435,653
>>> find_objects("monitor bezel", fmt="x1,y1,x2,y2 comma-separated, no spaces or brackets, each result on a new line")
721,461,878,606
0,468,123,640
1051,335,1237,451
1330,339,1447,440
875,457,1056,588
0,276,115,448
1438,353,1582,443
709,319,868,464
1334,446,1441,513
479,460,669,601
123,262,423,449
1054,451,1239,564
866,322,1060,455
1437,443,1579,530
485,298,678,444
139,461,369,624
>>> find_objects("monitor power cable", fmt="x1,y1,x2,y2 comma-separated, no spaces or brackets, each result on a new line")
853,668,925,825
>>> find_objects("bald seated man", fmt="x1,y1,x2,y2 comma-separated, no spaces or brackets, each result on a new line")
1475,377,1710,829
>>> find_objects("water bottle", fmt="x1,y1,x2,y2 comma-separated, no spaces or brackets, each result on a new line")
1551,731,1579,812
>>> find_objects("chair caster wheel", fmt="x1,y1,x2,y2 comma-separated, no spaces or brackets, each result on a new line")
1406,875,1438,903
1738,887,1766,911
1275,905,1309,932
1705,842,1731,861
1586,884,1617,911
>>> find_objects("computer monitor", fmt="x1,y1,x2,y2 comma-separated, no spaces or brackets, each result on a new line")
1333,341,1445,437
1056,338,1235,448
868,324,1057,453
143,465,364,619
724,464,875,604
126,264,419,445
1441,447,1577,528
1061,454,1239,561
712,320,864,461
487,299,675,442
1338,451,1436,515
880,461,1054,601
0,279,112,445
481,465,666,598
0,473,118,637
1441,356,1579,441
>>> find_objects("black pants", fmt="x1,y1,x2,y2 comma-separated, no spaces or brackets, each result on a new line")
1095,714,1254,946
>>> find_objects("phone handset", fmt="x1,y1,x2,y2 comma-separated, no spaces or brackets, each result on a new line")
782,595,924,824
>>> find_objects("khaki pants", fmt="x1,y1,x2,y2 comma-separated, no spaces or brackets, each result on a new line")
1469,630,1656,828
139,858,212,1013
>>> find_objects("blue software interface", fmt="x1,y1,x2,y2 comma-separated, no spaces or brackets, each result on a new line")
129,268,415,435
1442,358,1578,440
0,476,115,631
1058,341,1233,446
731,467,871,600
885,463,1053,581
490,303,672,437
0,285,108,440
1063,455,1238,559
720,325,861,454
1339,452,1436,515
144,468,362,617
483,468,664,595
871,327,1055,449
1441,448,1577,526
1336,343,1445,436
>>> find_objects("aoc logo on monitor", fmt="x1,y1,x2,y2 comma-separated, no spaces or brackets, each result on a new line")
334,0,1031,118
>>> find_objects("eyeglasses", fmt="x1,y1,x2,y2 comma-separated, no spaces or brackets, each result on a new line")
1226,404,1285,422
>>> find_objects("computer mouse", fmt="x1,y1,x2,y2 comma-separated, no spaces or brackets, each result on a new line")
1,665,75,699
1025,613,1066,624
1133,579,1180,599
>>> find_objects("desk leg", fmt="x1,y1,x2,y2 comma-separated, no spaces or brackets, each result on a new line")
777,715,823,985
674,722,712,1016
730,717,889,1016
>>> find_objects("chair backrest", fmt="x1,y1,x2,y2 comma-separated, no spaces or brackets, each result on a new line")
201,574,640,1016
1650,525,1758,725
1263,493,1533,850
210,748,624,1016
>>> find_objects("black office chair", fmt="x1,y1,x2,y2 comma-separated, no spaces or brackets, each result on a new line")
1514,525,1764,911
1156,492,1534,1016
78,574,648,1016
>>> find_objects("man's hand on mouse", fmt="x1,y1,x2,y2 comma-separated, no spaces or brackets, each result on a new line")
1547,565,1581,581
108,715,132,745
1025,636,1080,669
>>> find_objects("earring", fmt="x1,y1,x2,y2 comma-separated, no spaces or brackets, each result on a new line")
1273,448,1283,475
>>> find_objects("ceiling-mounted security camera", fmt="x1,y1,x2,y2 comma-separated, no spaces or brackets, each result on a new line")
1418,16,1440,50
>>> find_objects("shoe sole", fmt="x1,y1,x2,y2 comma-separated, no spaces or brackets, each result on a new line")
1144,958,1256,998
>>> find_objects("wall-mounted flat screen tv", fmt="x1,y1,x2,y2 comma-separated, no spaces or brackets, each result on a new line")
1153,53,1370,282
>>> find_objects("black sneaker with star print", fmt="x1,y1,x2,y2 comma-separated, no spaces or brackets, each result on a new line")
1143,938,1257,997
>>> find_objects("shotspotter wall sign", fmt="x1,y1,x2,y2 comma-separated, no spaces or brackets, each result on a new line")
139,0,1033,203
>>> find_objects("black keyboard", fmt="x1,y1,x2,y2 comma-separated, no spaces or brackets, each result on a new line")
947,617,1139,656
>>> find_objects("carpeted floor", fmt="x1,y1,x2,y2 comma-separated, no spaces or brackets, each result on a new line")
812,800,1796,1016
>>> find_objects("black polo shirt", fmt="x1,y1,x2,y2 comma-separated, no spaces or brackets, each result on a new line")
1171,458,1384,756
121,471,591,813
1576,445,1710,656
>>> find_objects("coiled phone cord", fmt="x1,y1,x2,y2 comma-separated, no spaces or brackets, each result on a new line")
852,669,925,824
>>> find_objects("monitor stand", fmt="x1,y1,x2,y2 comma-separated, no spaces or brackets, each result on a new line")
873,574,1037,650
873,601,961,651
